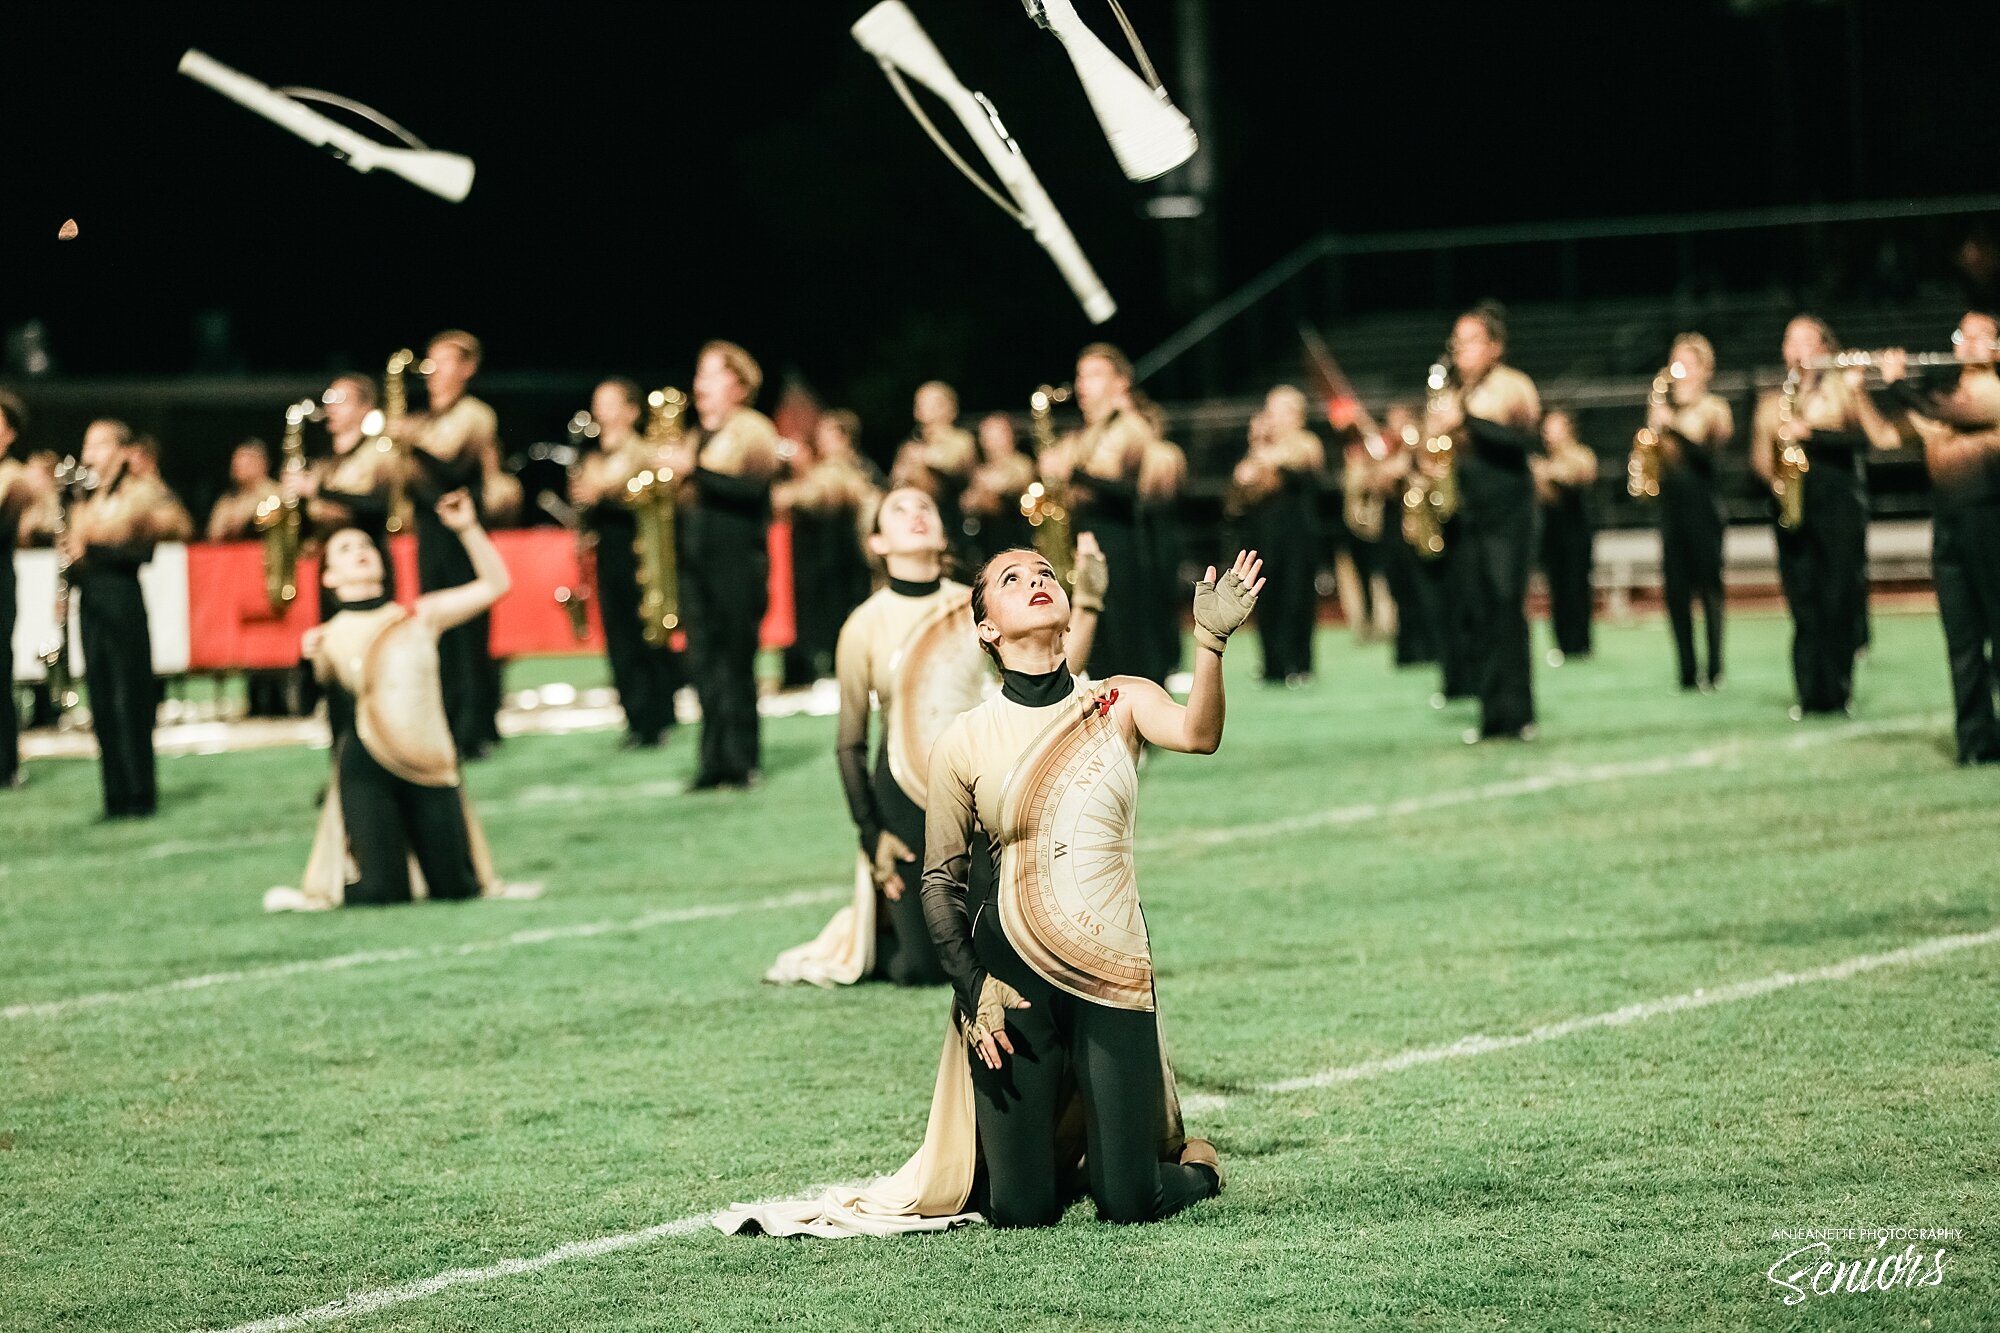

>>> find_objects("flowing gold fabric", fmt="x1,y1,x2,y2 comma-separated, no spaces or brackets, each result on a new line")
884,590,988,808
762,855,877,987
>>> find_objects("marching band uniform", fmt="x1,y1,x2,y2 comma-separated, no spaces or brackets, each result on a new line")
1452,363,1544,737
783,450,880,683
577,435,680,746
1888,353,2000,761
682,403,779,788
0,428,28,789
72,468,172,817
1240,426,1325,682
1063,409,1155,680
892,424,978,559
1654,388,1735,689
1532,428,1598,662
960,447,1036,567
1138,438,1188,682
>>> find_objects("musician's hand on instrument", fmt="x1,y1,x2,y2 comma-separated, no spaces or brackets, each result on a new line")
281,471,313,503
435,489,478,532
873,831,917,901
1842,365,1869,394
1426,402,1463,434
1876,349,1909,385
1647,402,1674,431
57,528,85,563
1192,550,1264,654
961,976,1030,1070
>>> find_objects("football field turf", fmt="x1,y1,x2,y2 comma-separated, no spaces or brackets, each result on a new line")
4,608,1995,1331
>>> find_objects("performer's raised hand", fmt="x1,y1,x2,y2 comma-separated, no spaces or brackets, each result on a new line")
872,830,918,901
435,489,478,532
963,976,1031,1070
1192,549,1264,654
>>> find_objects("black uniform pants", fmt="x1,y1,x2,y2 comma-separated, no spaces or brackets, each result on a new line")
1539,504,1594,659
596,539,680,742
1079,516,1150,681
1254,503,1319,681
337,739,480,905
684,539,766,785
79,579,157,816
1381,529,1436,667
1774,484,1867,713
870,753,947,986
419,522,499,756
1462,495,1537,736
0,581,16,785
1660,507,1725,688
1430,529,1479,698
968,906,1217,1228
1932,503,2000,763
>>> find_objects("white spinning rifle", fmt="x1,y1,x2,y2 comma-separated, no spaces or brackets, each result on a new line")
1022,0,1198,183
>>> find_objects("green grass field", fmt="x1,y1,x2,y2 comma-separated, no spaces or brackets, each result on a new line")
4,608,1995,1332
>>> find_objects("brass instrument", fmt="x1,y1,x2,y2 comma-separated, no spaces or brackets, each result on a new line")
379,347,429,533
38,456,96,713
624,386,688,648
1342,431,1387,541
1627,361,1685,500
1021,383,1074,586
553,411,598,642
1773,368,1808,532
1402,354,1459,560
254,398,315,610
1803,349,1997,373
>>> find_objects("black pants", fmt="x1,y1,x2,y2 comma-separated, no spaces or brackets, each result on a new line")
684,537,767,785
870,753,947,985
245,670,291,717
1078,515,1150,680
1539,501,1594,659
337,738,480,905
419,522,498,756
1660,504,1725,688
596,537,680,742
1253,501,1319,681
1932,502,2000,763
1380,528,1435,667
968,904,1217,1227
1774,483,1867,713
1461,492,1537,735
0,582,16,784
78,577,157,816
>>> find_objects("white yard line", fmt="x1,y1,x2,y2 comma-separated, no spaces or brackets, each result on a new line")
1,888,845,1023
192,921,2000,1333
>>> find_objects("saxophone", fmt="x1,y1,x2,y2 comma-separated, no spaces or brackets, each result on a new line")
380,347,420,534
1402,354,1459,560
1021,383,1074,586
39,456,96,712
625,387,688,648
1627,362,1681,500
1773,368,1809,532
254,398,315,610
553,410,597,642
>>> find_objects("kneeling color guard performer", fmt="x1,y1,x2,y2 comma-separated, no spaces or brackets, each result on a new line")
264,492,530,911
720,547,1257,1237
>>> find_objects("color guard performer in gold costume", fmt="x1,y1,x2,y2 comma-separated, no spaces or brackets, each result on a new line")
1877,311,2000,762
264,491,523,911
720,546,1255,1237
1750,316,1899,717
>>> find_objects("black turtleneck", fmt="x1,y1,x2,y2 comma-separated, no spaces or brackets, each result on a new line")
335,592,393,613
888,574,943,598
1001,663,1076,707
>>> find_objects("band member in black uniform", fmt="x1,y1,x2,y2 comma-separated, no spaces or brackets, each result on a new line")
267,491,514,910
0,390,42,791
66,420,172,818
126,436,196,543
206,439,291,717
959,412,1036,564
1367,402,1441,670
1232,386,1325,684
1751,316,1899,718
298,374,399,594
566,378,681,747
777,410,880,684
1878,312,2000,762
1051,343,1156,681
1428,306,1544,742
661,340,779,790
1532,408,1598,665
1138,428,1188,683
892,382,978,560
393,330,502,758
1637,334,1736,690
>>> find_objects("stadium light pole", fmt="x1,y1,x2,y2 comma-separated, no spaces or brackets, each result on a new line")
1148,0,1221,396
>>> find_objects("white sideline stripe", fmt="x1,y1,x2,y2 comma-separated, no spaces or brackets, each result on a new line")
1142,713,1940,853
195,923,2000,1333
1,888,846,1023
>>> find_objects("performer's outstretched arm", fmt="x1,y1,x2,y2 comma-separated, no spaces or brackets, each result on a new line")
1064,533,1107,675
415,490,511,633
1118,550,1263,755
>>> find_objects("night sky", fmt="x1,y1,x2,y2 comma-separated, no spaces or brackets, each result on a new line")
5,0,1998,427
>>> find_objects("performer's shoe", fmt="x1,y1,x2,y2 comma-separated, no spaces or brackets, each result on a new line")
262,886,329,913
488,880,546,901
1179,1138,1224,1192
1546,649,1565,668
1429,692,1448,710
1788,705,1805,722
0,771,26,791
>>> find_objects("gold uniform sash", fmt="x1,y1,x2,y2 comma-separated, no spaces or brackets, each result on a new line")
884,590,989,808
996,691,1153,1011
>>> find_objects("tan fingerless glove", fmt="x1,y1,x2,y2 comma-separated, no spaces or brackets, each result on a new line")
1069,545,1109,613
1192,566,1259,654
960,976,1027,1047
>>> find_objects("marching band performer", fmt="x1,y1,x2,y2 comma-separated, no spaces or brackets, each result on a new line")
959,412,1036,564
126,436,196,542
66,420,174,819
1428,305,1544,742
1371,402,1441,670
297,374,400,598
1878,311,2000,763
203,440,280,542
1232,386,1325,684
660,340,779,790
0,390,42,791
719,545,1250,1237
1053,343,1157,681
892,381,978,557
1751,316,1899,717
1645,334,1735,691
778,410,880,684
569,378,682,748
765,490,1105,988
393,330,502,759
1138,428,1188,683
265,491,521,911
1531,408,1598,665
